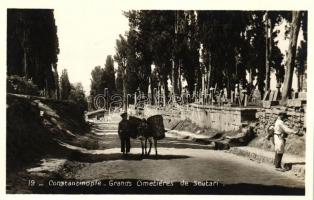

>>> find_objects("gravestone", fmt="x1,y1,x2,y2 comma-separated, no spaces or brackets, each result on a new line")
262,100,279,108
298,92,306,100
268,91,274,101
286,99,306,107
251,89,261,103
291,91,295,99
263,90,270,101
273,90,279,101
244,94,248,107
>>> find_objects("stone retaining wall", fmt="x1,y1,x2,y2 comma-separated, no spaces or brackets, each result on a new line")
256,106,306,136
143,104,258,132
250,105,306,156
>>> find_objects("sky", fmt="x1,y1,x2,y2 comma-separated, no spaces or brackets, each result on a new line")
54,9,303,95
54,7,129,95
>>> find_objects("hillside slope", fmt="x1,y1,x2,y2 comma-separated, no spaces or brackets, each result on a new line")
7,94,90,171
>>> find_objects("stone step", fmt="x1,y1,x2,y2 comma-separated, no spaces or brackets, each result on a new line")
227,146,305,179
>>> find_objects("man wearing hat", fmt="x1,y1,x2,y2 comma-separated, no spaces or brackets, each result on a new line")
273,111,298,171
118,112,131,156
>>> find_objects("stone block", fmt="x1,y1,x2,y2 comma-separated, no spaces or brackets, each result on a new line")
286,99,306,107
272,90,279,101
263,91,270,101
298,92,306,100
291,91,295,99
268,91,273,101
262,101,279,108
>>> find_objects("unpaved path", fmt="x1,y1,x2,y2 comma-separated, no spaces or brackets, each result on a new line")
18,121,305,194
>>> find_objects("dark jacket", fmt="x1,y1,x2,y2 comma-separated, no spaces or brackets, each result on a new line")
118,119,130,138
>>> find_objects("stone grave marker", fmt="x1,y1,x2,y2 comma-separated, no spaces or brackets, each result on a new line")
268,90,274,101
298,92,306,100
263,90,270,101
273,90,279,101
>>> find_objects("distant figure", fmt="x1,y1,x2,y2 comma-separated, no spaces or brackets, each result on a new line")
235,84,241,106
223,87,228,102
118,112,131,156
218,89,223,106
209,86,214,104
273,112,299,171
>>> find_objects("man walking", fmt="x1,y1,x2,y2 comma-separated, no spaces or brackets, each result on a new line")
118,112,131,156
273,112,298,171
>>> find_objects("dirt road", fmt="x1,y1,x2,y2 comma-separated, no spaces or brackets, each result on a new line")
16,121,304,195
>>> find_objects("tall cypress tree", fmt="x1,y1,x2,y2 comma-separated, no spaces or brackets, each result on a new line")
7,9,59,97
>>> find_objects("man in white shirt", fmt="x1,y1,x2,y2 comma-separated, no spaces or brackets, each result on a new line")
273,112,298,171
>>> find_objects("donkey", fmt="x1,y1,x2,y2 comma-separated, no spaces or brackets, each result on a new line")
137,118,158,157
128,115,165,157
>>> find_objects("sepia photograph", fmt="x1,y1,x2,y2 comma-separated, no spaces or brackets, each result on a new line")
2,1,312,198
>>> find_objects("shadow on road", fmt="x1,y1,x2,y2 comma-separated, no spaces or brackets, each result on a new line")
68,151,190,163
283,162,305,170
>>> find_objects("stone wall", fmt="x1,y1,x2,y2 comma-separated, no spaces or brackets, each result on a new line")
143,104,258,132
181,104,257,132
140,101,306,155
255,106,306,135
250,105,306,156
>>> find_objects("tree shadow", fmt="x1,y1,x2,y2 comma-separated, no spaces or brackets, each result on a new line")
67,151,190,163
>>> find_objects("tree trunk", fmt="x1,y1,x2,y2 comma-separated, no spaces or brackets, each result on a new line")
150,75,154,105
123,67,127,112
207,50,212,87
281,11,302,102
248,68,253,84
265,12,270,92
171,59,179,100
178,60,182,95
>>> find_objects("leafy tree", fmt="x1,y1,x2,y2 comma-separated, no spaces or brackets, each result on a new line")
114,34,128,111
281,11,302,101
198,11,250,93
69,82,88,111
125,29,141,94
60,69,71,100
125,11,154,97
119,10,306,103
7,9,59,97
90,66,104,96
89,66,104,109
115,66,124,93
104,55,116,95
179,11,200,94
295,12,307,92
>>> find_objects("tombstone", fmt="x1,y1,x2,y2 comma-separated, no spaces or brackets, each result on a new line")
239,90,244,103
262,100,279,108
298,92,306,100
263,90,270,101
244,94,248,107
209,87,214,104
287,99,306,107
272,90,279,101
268,90,274,101
291,90,295,99
199,93,204,105
241,89,248,107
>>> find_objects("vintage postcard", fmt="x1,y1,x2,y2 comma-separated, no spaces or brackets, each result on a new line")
1,0,313,200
